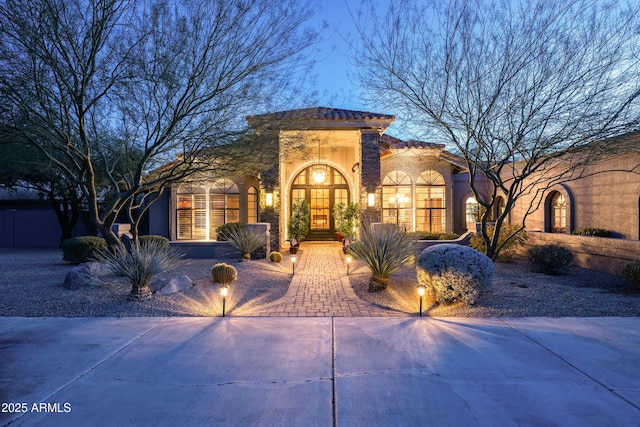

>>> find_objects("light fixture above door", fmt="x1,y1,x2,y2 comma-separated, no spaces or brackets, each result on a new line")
312,139,326,184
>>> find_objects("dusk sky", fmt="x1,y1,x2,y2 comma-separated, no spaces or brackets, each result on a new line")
311,0,412,140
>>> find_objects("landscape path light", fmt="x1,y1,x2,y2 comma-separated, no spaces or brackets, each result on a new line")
291,255,297,275
417,285,426,317
346,255,352,275
220,285,229,317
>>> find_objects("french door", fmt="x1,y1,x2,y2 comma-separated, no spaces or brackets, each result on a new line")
291,165,349,240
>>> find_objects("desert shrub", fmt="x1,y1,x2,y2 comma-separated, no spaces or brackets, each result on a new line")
409,231,460,241
470,224,527,261
347,224,416,292
429,270,482,305
211,263,238,284
221,225,267,260
61,236,107,264
573,228,614,238
92,239,184,298
416,244,494,305
269,251,283,262
621,260,640,290
216,222,246,241
138,235,170,250
527,244,573,275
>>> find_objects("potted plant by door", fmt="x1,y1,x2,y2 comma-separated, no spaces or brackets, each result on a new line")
333,203,346,242
339,202,360,253
288,199,310,254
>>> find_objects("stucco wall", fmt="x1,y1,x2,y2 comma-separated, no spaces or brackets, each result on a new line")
527,231,640,275
508,151,640,240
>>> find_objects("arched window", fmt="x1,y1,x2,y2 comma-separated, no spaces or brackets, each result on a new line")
382,171,412,230
247,187,258,224
210,180,239,239
465,197,480,225
416,170,446,232
550,192,566,233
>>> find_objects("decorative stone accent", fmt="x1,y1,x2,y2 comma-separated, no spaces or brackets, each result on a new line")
152,275,194,295
64,262,111,289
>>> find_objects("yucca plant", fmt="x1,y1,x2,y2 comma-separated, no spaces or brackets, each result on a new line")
221,225,267,260
347,224,416,292
93,240,184,299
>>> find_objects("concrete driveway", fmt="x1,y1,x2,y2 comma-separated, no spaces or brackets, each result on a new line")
1,316,639,426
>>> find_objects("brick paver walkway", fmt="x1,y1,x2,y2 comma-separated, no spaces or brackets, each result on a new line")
238,242,408,317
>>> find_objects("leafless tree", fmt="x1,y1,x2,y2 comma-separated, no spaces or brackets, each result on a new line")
0,0,320,245
354,0,640,259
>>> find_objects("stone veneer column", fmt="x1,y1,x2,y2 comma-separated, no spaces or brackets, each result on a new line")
260,134,281,251
360,131,382,224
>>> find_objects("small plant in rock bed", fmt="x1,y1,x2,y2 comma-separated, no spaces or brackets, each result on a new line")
573,228,614,238
221,225,267,260
347,223,416,292
269,251,283,263
61,236,107,264
408,231,460,241
527,244,573,275
416,244,494,305
621,260,640,290
92,239,184,299
211,263,238,285
470,224,527,262
138,235,170,250
216,222,246,241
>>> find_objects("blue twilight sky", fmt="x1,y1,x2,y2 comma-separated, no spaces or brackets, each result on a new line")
309,0,412,140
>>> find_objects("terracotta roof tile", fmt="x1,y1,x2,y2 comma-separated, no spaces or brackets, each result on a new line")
248,106,395,122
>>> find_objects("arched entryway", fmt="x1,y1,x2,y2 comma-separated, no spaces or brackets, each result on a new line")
290,164,350,240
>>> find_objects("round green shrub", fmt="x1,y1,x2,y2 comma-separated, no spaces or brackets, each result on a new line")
269,251,283,262
211,263,238,284
139,235,170,250
527,244,573,275
416,244,494,305
621,260,640,290
470,224,527,261
61,236,107,264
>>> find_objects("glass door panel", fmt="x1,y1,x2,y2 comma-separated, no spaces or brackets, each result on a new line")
310,188,329,230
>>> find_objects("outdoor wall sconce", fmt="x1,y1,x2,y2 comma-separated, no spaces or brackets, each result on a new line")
291,255,297,275
417,285,426,317
220,285,229,317
265,192,273,207
346,255,352,275
367,193,375,207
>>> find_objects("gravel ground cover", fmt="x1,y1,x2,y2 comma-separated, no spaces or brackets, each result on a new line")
1,248,638,317
0,248,291,317
349,258,640,317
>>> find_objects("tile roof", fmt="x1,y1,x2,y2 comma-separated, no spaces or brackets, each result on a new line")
380,134,445,150
247,107,395,122
380,134,467,169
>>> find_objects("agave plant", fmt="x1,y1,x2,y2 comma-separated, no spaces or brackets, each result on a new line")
347,223,416,292
220,225,267,260
93,239,184,299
